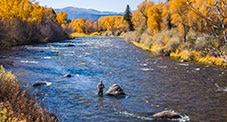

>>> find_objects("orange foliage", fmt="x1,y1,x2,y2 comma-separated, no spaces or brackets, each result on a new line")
187,0,227,43
56,11,68,26
0,0,68,47
132,1,154,32
0,0,56,23
147,3,164,35
98,16,126,31
69,18,88,33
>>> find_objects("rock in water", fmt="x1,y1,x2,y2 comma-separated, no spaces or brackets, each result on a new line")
68,44,75,47
32,81,47,87
64,73,72,78
152,110,181,119
105,84,125,96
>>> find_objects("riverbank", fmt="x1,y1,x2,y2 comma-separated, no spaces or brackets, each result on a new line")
0,66,58,121
131,41,227,67
122,30,227,68
70,30,124,38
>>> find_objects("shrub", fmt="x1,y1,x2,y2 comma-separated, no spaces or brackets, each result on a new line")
150,29,181,55
0,66,58,121
163,36,181,55
123,31,141,42
186,29,197,42
140,32,153,48
194,36,209,51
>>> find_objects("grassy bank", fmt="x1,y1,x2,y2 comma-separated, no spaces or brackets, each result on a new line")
70,31,125,38
0,66,58,121
123,29,227,68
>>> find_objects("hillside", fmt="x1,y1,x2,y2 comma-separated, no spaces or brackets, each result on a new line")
55,7,123,20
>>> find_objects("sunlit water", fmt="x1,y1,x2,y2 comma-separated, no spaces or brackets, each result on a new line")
0,37,226,121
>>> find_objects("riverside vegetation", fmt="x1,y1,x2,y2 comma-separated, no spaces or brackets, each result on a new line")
0,66,58,121
122,0,227,67
0,0,69,48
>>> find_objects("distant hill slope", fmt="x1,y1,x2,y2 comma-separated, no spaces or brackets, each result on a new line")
55,7,123,20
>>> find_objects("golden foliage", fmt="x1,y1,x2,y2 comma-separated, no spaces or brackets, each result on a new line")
170,0,191,41
69,18,88,33
0,66,17,84
98,16,127,31
132,1,154,32
187,0,227,43
147,3,164,35
170,50,227,67
0,0,68,48
56,11,67,26
0,0,54,22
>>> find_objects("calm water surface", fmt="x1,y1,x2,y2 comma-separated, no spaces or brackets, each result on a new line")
0,37,226,121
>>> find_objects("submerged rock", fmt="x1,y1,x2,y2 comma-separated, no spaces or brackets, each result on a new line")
180,60,188,63
105,84,125,96
152,110,181,119
64,73,72,78
32,81,47,87
68,44,75,47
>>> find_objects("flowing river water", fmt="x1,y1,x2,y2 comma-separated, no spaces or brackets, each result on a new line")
0,37,227,121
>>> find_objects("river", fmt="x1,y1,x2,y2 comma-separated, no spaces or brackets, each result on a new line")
0,36,226,121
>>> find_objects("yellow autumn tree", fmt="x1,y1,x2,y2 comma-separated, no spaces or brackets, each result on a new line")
147,3,164,35
56,11,68,27
98,16,126,31
28,2,45,22
162,1,173,30
170,0,192,42
187,0,227,44
0,0,33,21
132,0,154,33
185,0,208,33
0,0,68,47
0,0,56,23
69,18,88,33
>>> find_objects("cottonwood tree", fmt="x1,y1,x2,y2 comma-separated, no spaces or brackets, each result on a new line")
187,0,227,45
0,0,68,47
98,16,126,32
170,0,191,42
56,11,68,27
147,3,164,35
132,0,154,33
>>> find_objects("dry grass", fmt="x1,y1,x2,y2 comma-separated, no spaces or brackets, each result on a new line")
70,32,90,37
0,66,58,122
131,41,151,51
170,50,227,67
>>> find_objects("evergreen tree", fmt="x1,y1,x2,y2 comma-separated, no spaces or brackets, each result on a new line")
123,5,134,31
